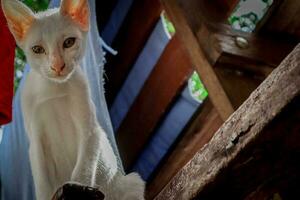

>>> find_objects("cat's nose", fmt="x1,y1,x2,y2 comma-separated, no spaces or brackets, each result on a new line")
51,64,66,75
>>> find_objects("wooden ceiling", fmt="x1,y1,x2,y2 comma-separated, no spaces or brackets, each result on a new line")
101,1,300,199
161,0,298,119
155,0,300,199
147,0,300,199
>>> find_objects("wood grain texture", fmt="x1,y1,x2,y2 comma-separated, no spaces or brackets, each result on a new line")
117,35,193,170
146,100,223,199
197,93,300,199
155,44,300,200
104,0,162,106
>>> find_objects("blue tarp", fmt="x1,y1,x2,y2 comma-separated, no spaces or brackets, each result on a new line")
132,86,201,181
110,19,170,131
106,12,202,180
101,0,134,45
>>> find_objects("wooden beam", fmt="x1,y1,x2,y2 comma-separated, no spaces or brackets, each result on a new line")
146,100,223,199
214,66,264,110
117,35,193,170
155,44,300,199
209,26,296,109
217,53,274,77
162,0,297,74
210,26,296,68
162,0,297,118
174,0,239,29
163,0,297,69
162,0,235,120
198,96,300,199
259,0,300,39
104,0,163,106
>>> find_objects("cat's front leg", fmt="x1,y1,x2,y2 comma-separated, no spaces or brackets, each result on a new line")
70,126,101,186
71,126,119,189
71,127,118,192
29,143,54,200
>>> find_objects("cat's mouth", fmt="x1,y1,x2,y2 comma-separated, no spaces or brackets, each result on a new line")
45,67,76,83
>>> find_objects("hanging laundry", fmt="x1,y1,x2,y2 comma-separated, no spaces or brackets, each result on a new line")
0,1,15,125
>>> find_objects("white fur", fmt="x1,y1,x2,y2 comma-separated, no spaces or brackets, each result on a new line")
2,0,145,199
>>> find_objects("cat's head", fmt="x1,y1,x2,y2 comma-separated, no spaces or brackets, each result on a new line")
1,0,90,83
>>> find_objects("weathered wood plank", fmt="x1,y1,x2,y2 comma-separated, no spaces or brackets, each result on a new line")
155,44,300,199
117,35,193,170
104,0,162,106
197,95,300,199
146,100,223,199
162,0,235,120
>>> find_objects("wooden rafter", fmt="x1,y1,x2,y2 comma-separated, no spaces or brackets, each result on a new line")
161,0,297,119
161,0,235,120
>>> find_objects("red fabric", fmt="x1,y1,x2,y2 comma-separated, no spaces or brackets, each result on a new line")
0,3,15,125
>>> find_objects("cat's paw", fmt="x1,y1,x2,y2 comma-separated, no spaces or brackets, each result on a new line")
111,172,145,200
52,182,105,200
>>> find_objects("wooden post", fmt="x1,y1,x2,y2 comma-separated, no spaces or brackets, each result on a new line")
155,44,300,199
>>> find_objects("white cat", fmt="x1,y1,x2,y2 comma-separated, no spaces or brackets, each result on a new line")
1,0,145,199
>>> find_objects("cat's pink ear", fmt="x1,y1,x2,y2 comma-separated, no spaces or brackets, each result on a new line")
1,0,35,43
60,0,90,31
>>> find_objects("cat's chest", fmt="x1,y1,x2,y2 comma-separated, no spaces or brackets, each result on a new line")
23,72,89,133
33,94,82,134
22,71,92,157
31,96,80,166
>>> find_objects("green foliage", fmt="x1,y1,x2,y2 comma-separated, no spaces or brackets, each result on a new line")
162,14,176,35
14,0,50,93
189,72,208,102
161,14,207,102
160,20,208,102
229,0,273,32
22,0,49,12
14,47,26,92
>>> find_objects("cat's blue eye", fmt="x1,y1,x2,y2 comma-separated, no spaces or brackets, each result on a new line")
63,37,76,49
32,46,45,54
